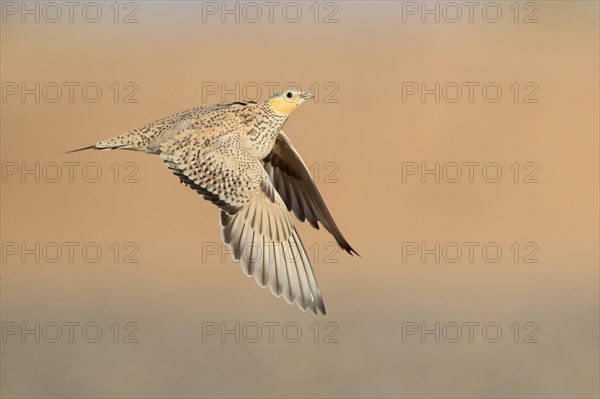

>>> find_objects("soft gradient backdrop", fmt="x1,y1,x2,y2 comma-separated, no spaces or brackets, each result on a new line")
1,1,598,398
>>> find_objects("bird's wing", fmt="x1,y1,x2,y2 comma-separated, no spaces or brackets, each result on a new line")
263,131,358,255
159,125,325,314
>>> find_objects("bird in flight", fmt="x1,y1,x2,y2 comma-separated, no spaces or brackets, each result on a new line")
69,89,358,315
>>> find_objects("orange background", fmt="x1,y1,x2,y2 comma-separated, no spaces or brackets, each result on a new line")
1,1,598,397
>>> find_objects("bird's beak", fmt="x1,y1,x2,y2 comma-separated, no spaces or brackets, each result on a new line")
301,92,314,100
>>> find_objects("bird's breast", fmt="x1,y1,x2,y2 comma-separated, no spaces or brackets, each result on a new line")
241,115,286,160
242,126,279,159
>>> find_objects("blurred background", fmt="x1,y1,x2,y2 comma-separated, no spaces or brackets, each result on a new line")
1,1,598,398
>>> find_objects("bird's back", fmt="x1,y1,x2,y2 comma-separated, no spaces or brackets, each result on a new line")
87,101,256,154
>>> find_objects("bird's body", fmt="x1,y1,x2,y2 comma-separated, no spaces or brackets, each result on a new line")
71,90,357,315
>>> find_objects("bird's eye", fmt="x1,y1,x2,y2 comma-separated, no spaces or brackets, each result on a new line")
286,92,293,99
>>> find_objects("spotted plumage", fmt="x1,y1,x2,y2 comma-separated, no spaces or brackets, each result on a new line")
69,89,358,315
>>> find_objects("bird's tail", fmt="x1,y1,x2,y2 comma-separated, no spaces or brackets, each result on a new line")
67,144,133,153
67,132,142,154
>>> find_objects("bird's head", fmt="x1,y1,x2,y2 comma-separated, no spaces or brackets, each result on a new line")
267,89,314,116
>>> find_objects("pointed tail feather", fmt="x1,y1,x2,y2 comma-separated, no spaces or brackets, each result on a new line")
66,145,97,154
66,143,132,154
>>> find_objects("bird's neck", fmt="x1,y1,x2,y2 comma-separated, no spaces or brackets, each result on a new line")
267,97,297,116
260,102,289,126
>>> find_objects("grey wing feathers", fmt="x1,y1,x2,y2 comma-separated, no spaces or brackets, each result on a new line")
220,197,326,315
264,132,358,256
160,126,326,315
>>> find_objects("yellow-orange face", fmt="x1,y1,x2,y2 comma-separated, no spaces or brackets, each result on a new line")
268,89,314,116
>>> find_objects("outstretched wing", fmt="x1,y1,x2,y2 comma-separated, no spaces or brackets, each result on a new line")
160,125,325,314
263,132,358,255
